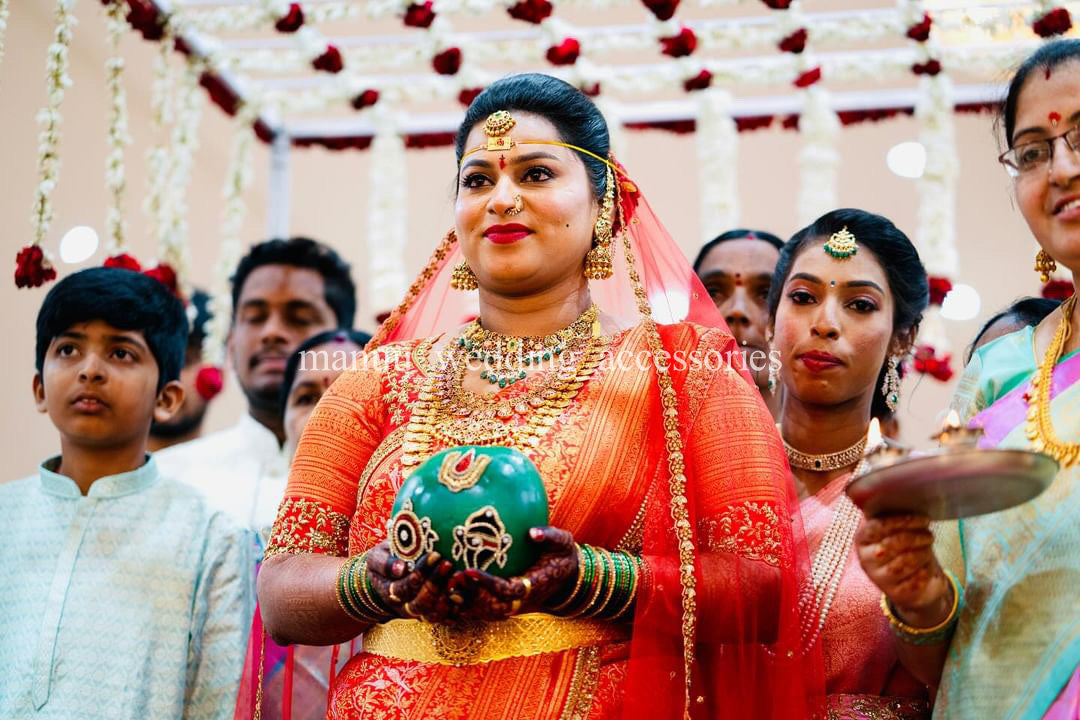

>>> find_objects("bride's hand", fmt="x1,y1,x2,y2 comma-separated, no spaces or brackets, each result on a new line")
366,541,458,623
855,515,953,628
454,526,579,622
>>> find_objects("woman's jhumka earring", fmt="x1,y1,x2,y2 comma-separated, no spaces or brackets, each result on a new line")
767,360,780,394
584,165,616,280
450,261,479,291
823,226,858,260
1035,249,1057,283
882,355,901,412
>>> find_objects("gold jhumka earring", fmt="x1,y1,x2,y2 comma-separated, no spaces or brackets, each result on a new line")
450,260,479,291
584,165,616,280
1035,249,1057,283
882,355,901,412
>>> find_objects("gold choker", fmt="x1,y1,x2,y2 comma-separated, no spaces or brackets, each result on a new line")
784,435,867,472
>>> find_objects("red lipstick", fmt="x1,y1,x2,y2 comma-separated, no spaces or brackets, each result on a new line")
484,223,532,245
797,350,844,373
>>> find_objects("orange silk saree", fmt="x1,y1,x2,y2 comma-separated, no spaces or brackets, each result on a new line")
257,322,820,719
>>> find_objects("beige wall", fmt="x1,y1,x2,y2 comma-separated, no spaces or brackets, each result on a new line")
1,1,1039,476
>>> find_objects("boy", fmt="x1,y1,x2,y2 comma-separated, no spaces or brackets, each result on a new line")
0,267,252,719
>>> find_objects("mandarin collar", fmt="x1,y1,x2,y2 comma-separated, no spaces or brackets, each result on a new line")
38,455,159,499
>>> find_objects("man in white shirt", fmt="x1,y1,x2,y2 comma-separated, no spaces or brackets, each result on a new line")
156,237,356,543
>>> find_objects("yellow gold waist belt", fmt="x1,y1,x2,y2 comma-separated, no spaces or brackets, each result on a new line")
362,613,629,666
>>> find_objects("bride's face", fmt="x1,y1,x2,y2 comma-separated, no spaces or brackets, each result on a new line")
455,112,599,297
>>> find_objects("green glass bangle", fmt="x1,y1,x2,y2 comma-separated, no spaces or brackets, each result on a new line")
577,548,611,618
603,552,632,618
608,554,640,620
359,559,393,618
337,555,378,622
590,549,620,617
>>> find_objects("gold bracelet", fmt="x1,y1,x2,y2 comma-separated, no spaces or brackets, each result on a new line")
881,570,961,646
550,544,588,613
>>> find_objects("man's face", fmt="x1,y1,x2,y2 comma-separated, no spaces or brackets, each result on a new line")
697,238,780,384
228,265,337,411
35,319,181,448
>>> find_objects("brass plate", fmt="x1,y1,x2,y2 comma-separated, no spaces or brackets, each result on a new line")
845,449,1058,520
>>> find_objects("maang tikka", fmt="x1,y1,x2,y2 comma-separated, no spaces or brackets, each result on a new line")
823,227,858,260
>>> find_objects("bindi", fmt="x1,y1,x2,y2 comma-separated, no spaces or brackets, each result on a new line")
733,273,743,287
1049,111,1062,128
498,154,507,170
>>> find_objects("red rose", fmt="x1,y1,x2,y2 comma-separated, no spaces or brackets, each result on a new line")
761,0,792,8
104,253,143,272
404,1,436,28
913,345,954,383
200,72,240,116
275,3,304,32
1042,279,1075,301
546,38,581,65
125,0,165,41
432,47,462,75
507,0,552,24
793,66,822,88
683,69,713,91
1033,7,1072,37
143,264,180,297
782,113,800,129
458,87,484,106
350,89,380,110
643,0,679,21
14,245,57,289
778,28,807,54
906,13,932,41
928,276,953,306
580,82,601,97
313,45,344,73
195,366,224,401
912,59,942,76
660,27,697,57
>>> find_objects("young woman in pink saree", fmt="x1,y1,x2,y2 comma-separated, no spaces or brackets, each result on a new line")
239,74,823,719
768,209,941,719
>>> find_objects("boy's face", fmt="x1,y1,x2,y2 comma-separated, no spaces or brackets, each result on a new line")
34,320,183,449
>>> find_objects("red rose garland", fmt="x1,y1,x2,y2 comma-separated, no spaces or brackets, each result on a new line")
1033,7,1072,37
660,27,696,58
927,276,953,306
14,246,57,289
274,3,304,32
643,0,679,21
793,66,822,88
546,38,580,65
906,13,932,41
195,365,225,401
351,89,379,110
779,28,807,54
760,0,793,8
404,1,436,28
913,345,954,383
507,0,552,24
103,252,142,271
683,69,713,92
458,87,484,106
433,47,462,75
313,45,344,73
912,60,942,76
143,264,181,297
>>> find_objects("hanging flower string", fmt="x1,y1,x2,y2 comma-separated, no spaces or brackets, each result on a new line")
103,0,131,254
145,29,176,275
203,107,257,367
697,89,738,241
19,0,76,289
0,0,11,74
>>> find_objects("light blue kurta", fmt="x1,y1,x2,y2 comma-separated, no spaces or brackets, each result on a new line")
0,456,254,719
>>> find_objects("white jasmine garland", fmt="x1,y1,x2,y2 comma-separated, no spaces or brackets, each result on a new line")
145,35,176,265
0,0,11,70
366,110,409,316
31,0,76,248
696,88,738,241
104,0,131,254
797,85,839,227
203,108,257,367
160,60,204,295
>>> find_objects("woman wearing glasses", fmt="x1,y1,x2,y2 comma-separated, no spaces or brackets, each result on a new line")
857,39,1080,719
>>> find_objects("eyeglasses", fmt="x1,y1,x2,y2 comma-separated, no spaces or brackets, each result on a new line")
999,124,1080,177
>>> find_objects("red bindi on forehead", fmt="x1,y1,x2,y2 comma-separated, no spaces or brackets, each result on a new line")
499,154,507,169
1050,111,1062,127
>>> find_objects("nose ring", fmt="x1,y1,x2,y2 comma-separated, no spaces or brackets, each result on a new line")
505,194,524,216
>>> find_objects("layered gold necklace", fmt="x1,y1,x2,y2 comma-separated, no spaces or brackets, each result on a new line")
1026,294,1079,468
400,305,608,471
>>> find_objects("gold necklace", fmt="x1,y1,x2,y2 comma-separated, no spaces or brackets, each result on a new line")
400,316,609,472
783,435,868,472
456,305,599,387
1025,294,1078,468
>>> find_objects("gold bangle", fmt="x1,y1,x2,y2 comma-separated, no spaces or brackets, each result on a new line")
881,570,961,646
550,544,587,613
338,555,379,623
520,576,533,600
574,548,611,618
591,549,620,617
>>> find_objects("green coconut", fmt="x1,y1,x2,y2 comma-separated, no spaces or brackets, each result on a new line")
388,446,549,577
